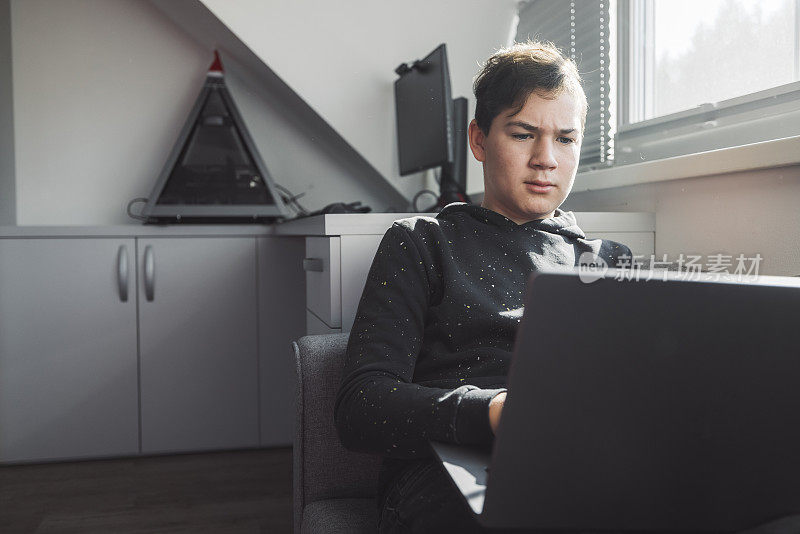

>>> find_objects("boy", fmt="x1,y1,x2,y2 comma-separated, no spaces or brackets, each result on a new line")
334,41,632,533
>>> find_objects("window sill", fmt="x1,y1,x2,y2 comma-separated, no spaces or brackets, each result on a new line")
573,135,800,193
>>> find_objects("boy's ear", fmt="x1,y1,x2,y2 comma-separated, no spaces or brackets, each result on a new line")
468,119,487,163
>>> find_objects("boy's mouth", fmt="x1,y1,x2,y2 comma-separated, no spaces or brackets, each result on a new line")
525,181,555,192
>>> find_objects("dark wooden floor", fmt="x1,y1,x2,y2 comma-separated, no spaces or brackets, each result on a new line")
0,448,292,533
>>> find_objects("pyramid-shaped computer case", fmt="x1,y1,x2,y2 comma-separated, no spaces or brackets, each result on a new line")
141,51,289,223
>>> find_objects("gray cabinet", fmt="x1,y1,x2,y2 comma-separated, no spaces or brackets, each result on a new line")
0,232,308,463
138,237,259,454
302,234,384,333
304,236,341,330
297,213,656,334
257,237,306,446
0,238,139,463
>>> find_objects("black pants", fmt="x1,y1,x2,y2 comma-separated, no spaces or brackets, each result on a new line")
377,459,800,534
377,458,498,533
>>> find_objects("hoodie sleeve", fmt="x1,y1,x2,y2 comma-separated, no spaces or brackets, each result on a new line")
334,223,503,459
599,239,634,268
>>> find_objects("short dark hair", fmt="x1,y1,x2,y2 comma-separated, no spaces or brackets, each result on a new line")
473,40,587,134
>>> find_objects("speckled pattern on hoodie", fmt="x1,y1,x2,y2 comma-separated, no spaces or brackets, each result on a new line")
333,202,632,491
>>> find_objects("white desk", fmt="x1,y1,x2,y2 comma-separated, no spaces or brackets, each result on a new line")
275,212,656,334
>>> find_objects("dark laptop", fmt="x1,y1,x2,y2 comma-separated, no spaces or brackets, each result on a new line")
432,269,800,532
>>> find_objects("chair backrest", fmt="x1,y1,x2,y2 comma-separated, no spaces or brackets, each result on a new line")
293,333,382,532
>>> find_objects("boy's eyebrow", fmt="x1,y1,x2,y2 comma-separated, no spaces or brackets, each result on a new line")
505,121,577,135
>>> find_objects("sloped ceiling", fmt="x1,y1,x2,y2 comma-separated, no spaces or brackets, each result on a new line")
152,0,518,202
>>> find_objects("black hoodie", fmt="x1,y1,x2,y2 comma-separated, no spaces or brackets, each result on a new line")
334,203,632,462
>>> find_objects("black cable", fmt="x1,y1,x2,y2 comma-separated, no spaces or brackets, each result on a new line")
274,183,309,216
127,198,149,221
437,167,471,198
279,194,302,217
418,167,471,210
127,185,311,223
412,189,439,212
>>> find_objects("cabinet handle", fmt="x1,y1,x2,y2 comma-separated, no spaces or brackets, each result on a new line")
303,258,324,272
144,245,155,301
117,245,129,302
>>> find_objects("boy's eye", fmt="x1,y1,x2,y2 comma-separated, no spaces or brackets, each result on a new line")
511,133,576,144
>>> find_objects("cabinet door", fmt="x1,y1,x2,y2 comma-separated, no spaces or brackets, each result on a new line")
304,237,341,328
138,237,258,453
340,234,384,332
257,237,306,447
306,310,342,335
0,238,138,463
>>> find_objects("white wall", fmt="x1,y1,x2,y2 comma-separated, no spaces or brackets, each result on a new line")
0,0,15,225
9,0,518,224
563,165,800,277
199,0,519,198
221,54,410,214
11,0,209,225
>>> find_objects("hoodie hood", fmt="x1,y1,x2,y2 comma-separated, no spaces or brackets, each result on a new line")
436,202,586,240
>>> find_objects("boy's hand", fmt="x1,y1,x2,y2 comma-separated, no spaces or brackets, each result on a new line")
489,392,506,435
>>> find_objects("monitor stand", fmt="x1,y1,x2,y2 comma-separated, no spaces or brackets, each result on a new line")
438,96,471,207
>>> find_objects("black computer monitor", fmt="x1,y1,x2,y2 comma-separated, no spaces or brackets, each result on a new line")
394,44,469,208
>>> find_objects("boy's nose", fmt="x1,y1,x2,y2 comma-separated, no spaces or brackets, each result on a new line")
529,141,558,170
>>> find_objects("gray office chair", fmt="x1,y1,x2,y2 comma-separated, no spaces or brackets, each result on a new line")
293,333,382,533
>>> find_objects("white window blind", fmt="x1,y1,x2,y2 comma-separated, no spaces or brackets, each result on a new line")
516,0,613,169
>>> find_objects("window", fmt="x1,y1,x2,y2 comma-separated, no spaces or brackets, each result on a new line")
630,0,798,123
618,0,800,165
518,0,800,170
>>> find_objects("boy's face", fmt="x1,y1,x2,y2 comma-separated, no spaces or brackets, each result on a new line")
468,91,583,224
